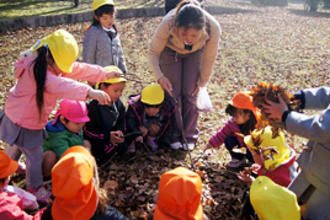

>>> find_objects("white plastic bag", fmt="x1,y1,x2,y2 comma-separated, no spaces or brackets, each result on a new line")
3,185,39,210
196,87,213,112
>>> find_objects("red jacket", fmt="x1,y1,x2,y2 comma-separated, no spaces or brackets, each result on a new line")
0,190,45,220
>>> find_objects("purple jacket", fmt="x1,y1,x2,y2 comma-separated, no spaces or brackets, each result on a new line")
208,119,246,148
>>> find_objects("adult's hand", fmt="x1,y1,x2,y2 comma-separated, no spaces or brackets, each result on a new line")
263,95,288,120
105,70,123,79
158,76,173,97
192,86,200,96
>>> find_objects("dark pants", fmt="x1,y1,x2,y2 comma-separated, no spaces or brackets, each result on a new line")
224,136,253,162
159,47,203,144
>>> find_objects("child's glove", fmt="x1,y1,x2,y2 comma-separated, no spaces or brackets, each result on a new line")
148,124,160,137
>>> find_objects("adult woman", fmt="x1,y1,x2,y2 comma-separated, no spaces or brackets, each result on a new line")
148,0,221,150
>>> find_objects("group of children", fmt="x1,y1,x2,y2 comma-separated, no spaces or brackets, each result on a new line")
0,0,328,219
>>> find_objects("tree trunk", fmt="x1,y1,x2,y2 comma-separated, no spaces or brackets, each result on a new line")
74,0,79,7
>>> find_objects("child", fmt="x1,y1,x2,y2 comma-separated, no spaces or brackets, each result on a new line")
0,151,45,219
263,86,330,220
152,167,207,220
84,65,127,166
126,83,176,152
250,176,300,220
42,99,91,177
40,146,129,220
0,29,118,203
83,0,127,73
240,126,298,187
204,91,258,168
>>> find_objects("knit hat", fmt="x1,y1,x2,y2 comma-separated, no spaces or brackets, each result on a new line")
229,91,258,120
244,126,291,171
250,176,300,220
154,167,203,220
51,146,97,220
95,65,126,89
0,151,18,179
54,99,90,123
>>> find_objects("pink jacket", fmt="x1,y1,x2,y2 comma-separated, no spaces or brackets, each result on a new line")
0,190,45,220
208,119,246,148
4,56,107,130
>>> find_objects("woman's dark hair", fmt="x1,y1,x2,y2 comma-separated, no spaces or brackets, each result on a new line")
225,104,257,135
92,4,115,27
33,46,53,118
175,0,205,30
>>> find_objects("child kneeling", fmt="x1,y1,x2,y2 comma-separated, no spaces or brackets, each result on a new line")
126,84,176,152
42,99,91,177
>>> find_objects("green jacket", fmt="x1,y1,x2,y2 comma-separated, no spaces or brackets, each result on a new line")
43,120,83,158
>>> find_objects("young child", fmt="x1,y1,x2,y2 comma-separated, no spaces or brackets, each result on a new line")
204,91,258,168
239,126,298,187
83,0,127,73
84,65,127,166
126,83,176,152
250,176,301,220
42,99,90,177
0,151,45,219
152,167,207,220
0,29,118,203
40,146,129,220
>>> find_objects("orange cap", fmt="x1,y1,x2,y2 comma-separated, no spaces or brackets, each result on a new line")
154,167,203,220
0,151,18,179
229,91,258,120
51,146,97,220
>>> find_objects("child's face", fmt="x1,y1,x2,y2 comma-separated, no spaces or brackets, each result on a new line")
177,27,203,45
144,106,161,117
103,82,125,102
97,13,114,29
233,109,250,125
61,117,86,133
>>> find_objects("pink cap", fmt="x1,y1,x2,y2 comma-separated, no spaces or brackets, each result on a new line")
54,99,90,123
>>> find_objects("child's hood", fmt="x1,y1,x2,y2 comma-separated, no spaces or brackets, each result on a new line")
46,120,67,133
14,55,35,79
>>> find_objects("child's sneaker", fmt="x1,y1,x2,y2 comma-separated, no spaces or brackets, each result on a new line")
226,158,246,168
147,136,159,151
27,186,52,204
128,142,136,153
170,142,182,150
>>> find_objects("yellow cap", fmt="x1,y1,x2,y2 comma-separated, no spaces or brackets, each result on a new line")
32,29,78,73
141,84,164,105
95,65,126,89
92,0,115,10
244,126,290,171
250,176,300,220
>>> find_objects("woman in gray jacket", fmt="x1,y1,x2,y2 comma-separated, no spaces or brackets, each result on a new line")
263,86,330,220
83,0,127,73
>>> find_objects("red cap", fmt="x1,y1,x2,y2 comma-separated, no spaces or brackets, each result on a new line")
54,99,90,123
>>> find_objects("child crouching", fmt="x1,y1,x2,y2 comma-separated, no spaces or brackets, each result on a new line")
126,83,176,152
239,126,299,187
42,99,91,177
84,65,127,166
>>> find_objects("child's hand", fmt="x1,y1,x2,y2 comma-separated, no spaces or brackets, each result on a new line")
148,124,160,137
237,167,255,184
87,89,111,105
110,131,124,144
105,70,123,79
135,136,143,143
246,145,263,166
139,126,148,137
82,140,92,151
204,143,213,152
